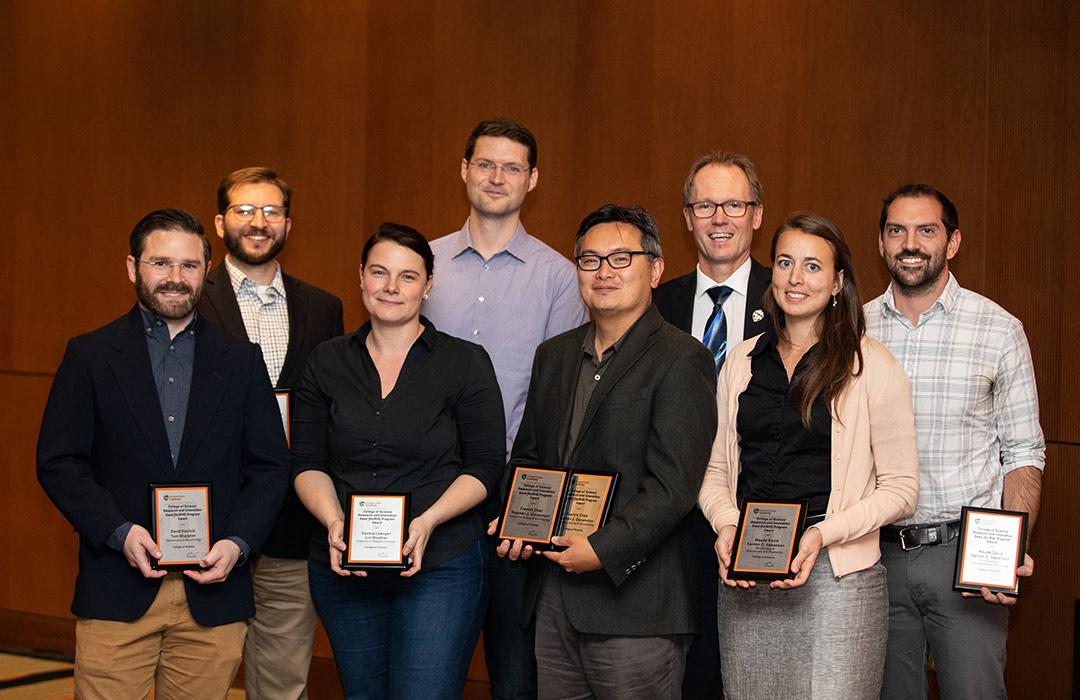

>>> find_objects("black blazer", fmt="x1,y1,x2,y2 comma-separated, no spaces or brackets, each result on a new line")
652,258,771,339
37,307,290,626
512,306,718,636
197,263,344,558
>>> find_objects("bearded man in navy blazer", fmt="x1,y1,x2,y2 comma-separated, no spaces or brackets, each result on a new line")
652,151,770,700
503,204,717,698
197,167,343,700
37,208,289,699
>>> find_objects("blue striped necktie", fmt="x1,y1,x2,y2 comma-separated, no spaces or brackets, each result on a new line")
702,285,733,374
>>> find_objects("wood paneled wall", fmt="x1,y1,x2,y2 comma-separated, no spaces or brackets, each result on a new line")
2,1,1076,696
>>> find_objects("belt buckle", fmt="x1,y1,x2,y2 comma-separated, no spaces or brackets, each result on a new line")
899,526,922,551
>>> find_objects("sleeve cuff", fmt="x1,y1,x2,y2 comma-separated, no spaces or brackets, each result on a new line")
227,536,251,565
106,522,134,552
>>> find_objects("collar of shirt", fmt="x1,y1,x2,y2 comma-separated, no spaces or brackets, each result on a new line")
138,307,198,343
349,316,438,357
224,256,286,301
449,218,529,263
881,271,960,328
694,257,752,301
580,313,641,363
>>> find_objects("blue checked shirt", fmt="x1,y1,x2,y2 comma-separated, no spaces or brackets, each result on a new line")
225,258,290,388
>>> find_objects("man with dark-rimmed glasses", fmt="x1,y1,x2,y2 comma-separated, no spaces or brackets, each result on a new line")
499,204,716,698
652,151,771,699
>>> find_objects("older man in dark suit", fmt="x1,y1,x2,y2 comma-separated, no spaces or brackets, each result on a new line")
197,167,343,700
652,151,770,699
37,208,289,699
502,204,717,698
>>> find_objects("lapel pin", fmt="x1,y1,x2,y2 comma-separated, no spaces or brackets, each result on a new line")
752,309,764,323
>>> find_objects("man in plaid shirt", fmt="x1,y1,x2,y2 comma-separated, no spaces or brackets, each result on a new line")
198,167,344,699
865,184,1044,699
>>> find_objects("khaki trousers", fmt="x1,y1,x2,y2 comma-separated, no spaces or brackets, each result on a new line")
244,555,317,700
74,575,247,700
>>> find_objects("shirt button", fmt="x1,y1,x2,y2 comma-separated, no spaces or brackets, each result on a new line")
472,329,479,336
167,415,175,422
594,374,601,381
484,264,490,271
168,377,175,384
478,296,485,303
375,410,381,416
169,345,175,351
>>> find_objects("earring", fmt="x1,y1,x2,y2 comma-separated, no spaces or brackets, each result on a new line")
831,293,838,308
423,293,429,300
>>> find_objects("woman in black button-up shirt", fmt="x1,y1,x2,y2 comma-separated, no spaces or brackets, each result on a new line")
293,223,505,699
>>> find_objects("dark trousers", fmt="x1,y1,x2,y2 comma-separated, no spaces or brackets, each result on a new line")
683,508,722,699
534,568,689,700
483,553,537,699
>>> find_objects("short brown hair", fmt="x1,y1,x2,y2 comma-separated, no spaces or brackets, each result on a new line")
216,167,292,215
682,151,764,206
464,118,538,170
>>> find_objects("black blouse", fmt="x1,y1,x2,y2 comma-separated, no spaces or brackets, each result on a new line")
736,330,832,516
291,319,506,568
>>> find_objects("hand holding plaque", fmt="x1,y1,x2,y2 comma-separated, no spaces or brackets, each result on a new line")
953,506,1028,597
149,483,212,571
343,493,410,570
728,500,807,582
498,466,619,549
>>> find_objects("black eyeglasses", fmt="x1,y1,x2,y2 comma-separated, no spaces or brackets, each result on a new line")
685,200,757,219
575,251,653,271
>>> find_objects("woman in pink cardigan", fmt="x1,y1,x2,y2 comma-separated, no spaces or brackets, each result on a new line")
697,212,919,698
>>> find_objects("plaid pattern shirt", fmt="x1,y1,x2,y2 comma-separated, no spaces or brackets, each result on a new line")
865,273,1045,525
225,257,290,388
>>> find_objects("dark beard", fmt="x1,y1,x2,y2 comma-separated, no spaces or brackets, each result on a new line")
884,249,946,295
135,268,201,320
223,228,287,266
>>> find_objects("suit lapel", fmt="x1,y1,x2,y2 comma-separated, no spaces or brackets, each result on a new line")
555,326,588,462
278,274,306,390
201,265,247,336
571,308,661,457
174,320,230,476
743,259,771,338
672,275,695,333
109,307,175,478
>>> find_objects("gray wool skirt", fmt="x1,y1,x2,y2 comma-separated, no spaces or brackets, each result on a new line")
717,551,888,700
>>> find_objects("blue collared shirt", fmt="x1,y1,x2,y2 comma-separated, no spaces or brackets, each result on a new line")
107,309,249,561
140,308,196,465
423,220,588,455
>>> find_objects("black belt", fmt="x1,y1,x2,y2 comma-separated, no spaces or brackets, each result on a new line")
881,521,960,550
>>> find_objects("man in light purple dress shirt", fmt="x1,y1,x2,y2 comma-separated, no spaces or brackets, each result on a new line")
423,118,587,700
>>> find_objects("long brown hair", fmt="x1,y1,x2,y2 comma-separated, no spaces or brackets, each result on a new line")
762,212,865,427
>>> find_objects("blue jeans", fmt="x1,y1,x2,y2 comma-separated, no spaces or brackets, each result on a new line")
309,539,490,700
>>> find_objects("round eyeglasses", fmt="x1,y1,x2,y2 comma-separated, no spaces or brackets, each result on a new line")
225,204,287,223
